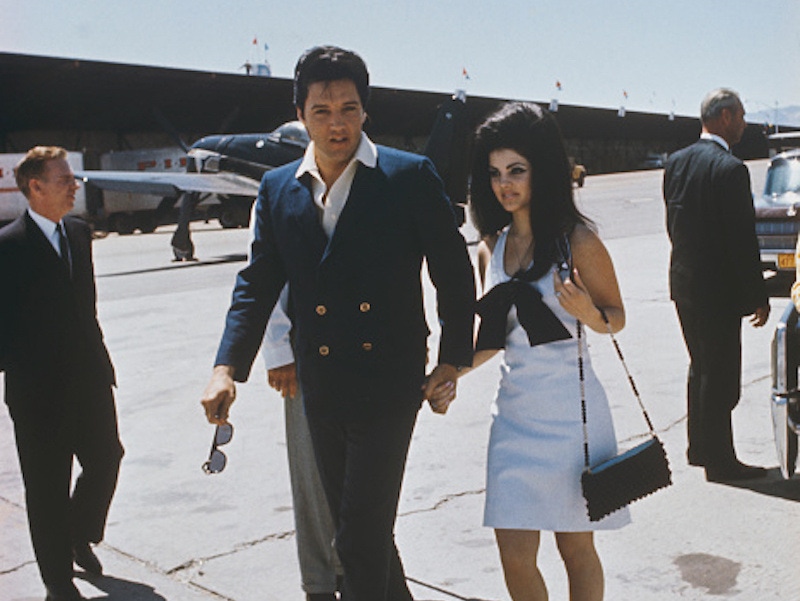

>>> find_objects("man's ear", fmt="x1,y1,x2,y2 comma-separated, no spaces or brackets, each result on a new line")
28,178,43,196
296,106,305,123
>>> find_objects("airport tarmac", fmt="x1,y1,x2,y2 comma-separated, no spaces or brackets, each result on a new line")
2,165,799,601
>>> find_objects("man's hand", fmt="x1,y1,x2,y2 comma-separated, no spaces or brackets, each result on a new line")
422,363,459,415
201,365,236,425
749,303,770,328
267,363,298,398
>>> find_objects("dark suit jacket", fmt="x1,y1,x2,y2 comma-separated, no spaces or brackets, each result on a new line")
0,213,115,426
663,139,767,315
216,145,475,419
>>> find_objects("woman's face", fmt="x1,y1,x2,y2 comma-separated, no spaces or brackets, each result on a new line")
488,148,532,215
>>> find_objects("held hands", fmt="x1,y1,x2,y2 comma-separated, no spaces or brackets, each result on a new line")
422,363,459,414
267,363,298,398
201,365,237,425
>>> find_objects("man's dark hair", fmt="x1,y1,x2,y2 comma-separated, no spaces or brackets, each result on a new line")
293,45,370,113
469,102,593,268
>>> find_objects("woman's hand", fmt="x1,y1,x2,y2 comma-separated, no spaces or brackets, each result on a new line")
553,268,600,324
552,226,625,333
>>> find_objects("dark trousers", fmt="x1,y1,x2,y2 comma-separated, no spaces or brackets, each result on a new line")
307,407,418,601
675,303,742,469
12,386,124,592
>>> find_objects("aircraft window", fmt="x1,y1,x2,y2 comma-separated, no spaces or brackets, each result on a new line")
273,121,309,149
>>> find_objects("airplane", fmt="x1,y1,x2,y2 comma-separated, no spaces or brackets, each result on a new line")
75,91,470,261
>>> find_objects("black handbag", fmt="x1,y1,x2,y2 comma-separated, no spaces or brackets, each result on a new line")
577,310,672,522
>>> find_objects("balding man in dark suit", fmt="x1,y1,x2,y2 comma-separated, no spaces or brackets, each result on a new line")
663,89,770,483
0,147,123,601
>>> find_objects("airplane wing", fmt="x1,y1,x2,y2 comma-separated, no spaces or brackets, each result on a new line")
74,170,261,197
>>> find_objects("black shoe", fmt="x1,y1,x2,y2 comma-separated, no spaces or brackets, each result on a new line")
45,583,85,600
705,462,768,482
73,542,103,576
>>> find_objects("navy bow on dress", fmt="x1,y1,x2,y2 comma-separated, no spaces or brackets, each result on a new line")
475,272,572,351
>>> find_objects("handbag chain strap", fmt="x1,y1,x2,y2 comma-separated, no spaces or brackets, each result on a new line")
577,309,657,469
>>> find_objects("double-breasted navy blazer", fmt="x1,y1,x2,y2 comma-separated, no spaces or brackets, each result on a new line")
216,145,475,418
663,139,767,315
0,213,115,427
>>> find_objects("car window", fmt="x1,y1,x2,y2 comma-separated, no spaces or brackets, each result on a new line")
765,159,800,197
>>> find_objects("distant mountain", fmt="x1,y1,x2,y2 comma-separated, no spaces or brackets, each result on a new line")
748,105,800,128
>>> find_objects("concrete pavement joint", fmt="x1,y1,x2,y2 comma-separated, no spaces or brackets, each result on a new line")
165,529,296,576
0,494,23,509
0,559,36,576
399,489,485,518
100,542,239,600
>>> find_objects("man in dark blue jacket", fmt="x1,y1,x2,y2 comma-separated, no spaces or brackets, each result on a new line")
201,46,475,601
664,88,770,482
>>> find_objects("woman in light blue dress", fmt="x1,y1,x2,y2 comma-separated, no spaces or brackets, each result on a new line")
434,102,629,601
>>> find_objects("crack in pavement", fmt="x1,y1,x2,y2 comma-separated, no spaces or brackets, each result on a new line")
399,488,485,517
165,529,296,576
0,559,37,576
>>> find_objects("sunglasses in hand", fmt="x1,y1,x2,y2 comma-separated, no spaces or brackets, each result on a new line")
202,423,233,474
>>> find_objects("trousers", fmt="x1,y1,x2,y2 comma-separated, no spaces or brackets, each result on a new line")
307,407,418,601
285,391,341,594
12,385,124,592
675,303,742,468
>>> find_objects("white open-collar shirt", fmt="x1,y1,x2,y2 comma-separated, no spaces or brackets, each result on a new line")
295,131,378,238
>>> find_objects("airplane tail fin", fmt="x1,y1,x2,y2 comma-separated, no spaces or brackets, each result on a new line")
423,90,469,226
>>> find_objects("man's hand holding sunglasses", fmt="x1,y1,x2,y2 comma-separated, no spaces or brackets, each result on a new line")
202,364,237,425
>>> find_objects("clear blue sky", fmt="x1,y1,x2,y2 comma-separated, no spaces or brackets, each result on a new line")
2,0,798,121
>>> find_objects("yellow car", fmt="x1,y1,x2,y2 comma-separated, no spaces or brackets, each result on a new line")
571,160,587,187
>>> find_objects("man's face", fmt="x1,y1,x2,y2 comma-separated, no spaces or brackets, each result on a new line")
723,102,747,146
298,79,366,177
29,158,79,221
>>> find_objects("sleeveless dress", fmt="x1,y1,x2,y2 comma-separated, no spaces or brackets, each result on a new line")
483,228,630,531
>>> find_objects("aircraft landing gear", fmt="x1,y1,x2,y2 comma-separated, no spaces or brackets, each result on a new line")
171,191,200,261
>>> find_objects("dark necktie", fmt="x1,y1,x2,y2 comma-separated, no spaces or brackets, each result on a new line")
56,222,71,275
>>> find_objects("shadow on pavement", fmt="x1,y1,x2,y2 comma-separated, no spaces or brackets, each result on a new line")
75,573,167,601
97,254,247,278
721,468,800,501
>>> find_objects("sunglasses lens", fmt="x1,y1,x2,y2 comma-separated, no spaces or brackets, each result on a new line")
203,449,227,474
216,424,233,445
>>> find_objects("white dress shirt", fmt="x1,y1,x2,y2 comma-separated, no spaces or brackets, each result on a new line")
295,132,378,238
28,208,67,258
700,132,730,152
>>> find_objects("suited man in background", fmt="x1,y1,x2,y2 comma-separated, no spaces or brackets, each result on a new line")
663,89,770,483
202,46,475,600
0,147,124,601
